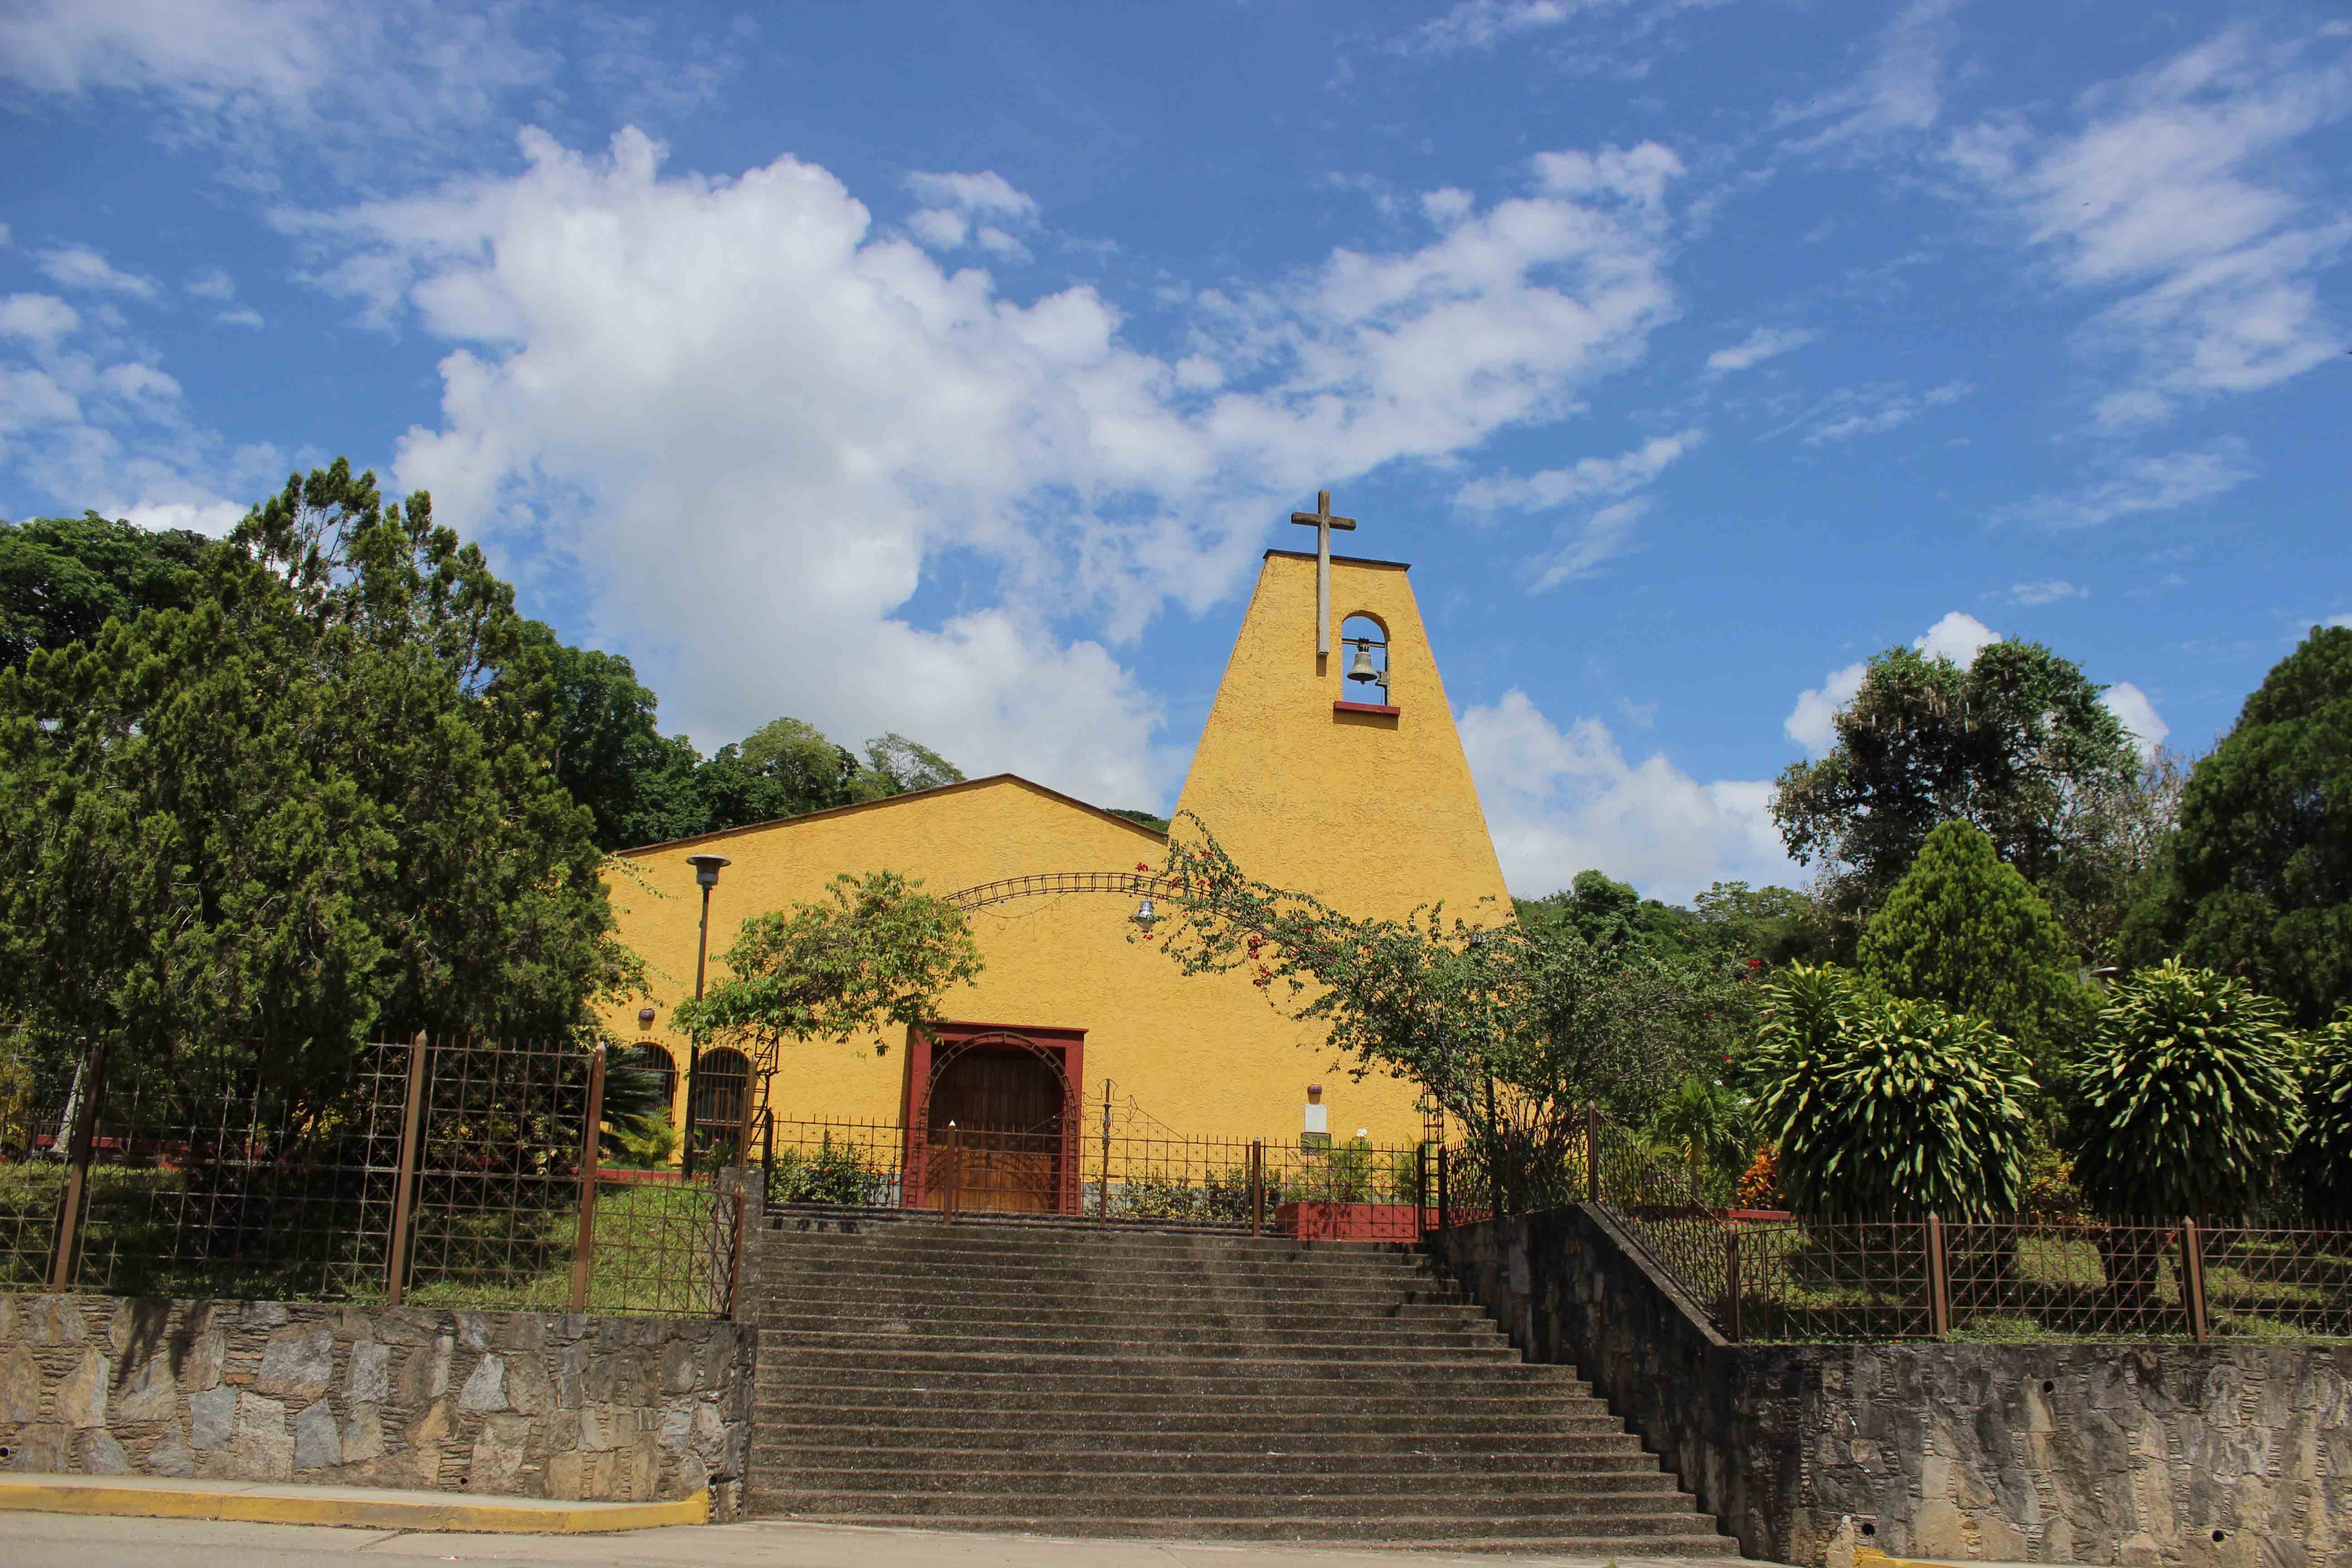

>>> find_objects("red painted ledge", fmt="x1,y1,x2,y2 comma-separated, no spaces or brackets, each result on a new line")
1333,700,1400,717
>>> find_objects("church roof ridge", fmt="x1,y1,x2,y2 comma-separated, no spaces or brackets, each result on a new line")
1260,548,1411,570
614,773,1168,858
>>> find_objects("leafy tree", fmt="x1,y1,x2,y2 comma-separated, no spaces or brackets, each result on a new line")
2066,959,2303,1218
1690,880,1833,968
687,720,967,838
859,733,963,797
1748,965,2035,1219
0,511,208,671
2127,627,2352,1025
1772,641,2139,931
1857,820,2094,1069
1517,870,1705,960
529,630,706,850
2293,1010,2352,1221
1107,808,1171,833
674,870,985,1069
1150,818,1744,1211
1643,1073,1754,1198
0,461,637,1105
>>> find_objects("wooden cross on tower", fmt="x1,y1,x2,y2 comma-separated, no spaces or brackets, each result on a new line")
1289,490,1357,657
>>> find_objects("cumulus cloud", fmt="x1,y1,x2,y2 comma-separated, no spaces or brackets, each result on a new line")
123,498,248,537
293,126,1684,806
1705,326,1813,374
903,170,1040,221
0,294,82,349
1785,611,2002,755
36,245,159,299
185,265,236,301
2099,681,2170,761
2006,437,2258,529
1456,429,1698,591
1460,689,1795,902
1946,25,2352,426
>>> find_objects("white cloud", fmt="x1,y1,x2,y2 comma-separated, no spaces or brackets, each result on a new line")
1785,611,2002,755
216,307,265,328
296,127,1683,806
2099,681,2170,761
1404,1,1585,54
1460,689,1796,902
123,498,247,537
903,170,1040,222
1913,609,2001,665
1529,495,1652,592
0,0,555,184
1948,26,2352,425
185,265,236,300
1779,0,1961,151
36,245,160,300
1792,380,1971,445
2327,613,2352,629
2002,579,2087,606
1456,429,1699,513
1704,326,1813,374
0,294,82,349
2007,437,2258,529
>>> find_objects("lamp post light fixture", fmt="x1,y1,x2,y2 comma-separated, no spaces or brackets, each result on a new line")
681,852,730,1177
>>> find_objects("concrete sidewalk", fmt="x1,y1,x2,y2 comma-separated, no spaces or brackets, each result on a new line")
0,1513,1768,1567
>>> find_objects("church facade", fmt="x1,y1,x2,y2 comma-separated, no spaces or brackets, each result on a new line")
600,525,1511,1176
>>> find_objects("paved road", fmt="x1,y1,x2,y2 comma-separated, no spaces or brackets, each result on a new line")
0,1514,1768,1568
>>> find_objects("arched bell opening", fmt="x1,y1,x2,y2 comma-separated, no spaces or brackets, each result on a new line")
1340,612,1390,701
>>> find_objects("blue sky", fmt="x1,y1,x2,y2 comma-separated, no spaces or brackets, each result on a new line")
3,1,2347,901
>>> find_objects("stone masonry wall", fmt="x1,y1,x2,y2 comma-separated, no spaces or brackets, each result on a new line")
0,1295,754,1519
1433,1207,2352,1568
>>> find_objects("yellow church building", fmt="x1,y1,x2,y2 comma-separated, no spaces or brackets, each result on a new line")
602,501,1510,1209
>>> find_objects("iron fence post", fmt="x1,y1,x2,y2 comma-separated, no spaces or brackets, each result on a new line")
568,1045,608,1314
1098,1081,1112,1222
385,1032,429,1306
1437,1142,1450,1233
1585,1102,1602,1205
762,1109,774,1212
945,1123,961,1215
2181,1216,2209,1343
1925,1213,1950,1339
48,1035,108,1292
725,1189,746,1321
1244,1139,1259,1235
1417,1142,1431,1245
1724,1222,1743,1343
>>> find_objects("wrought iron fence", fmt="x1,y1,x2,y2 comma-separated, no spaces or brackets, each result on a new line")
1552,1107,2352,1343
0,1036,740,1317
755,1108,1432,1239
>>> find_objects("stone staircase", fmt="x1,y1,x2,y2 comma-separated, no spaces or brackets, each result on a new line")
744,1208,1737,1554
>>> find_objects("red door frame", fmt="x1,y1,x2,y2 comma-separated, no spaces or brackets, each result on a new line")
900,1021,1087,1215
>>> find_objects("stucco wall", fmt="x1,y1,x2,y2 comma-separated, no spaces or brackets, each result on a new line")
606,552,1509,1146
0,1295,753,1518
1433,1208,2352,1567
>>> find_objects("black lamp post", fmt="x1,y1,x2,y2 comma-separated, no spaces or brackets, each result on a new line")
681,852,730,1177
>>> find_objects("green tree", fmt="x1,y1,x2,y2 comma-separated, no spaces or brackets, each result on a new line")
2066,959,2303,1218
674,870,985,1069
1690,880,1833,968
1517,870,1705,960
529,630,706,850
0,511,208,670
0,461,638,1104
1772,640,2139,934
1857,820,2093,1068
2127,627,2352,1025
1151,818,1745,1211
2293,1010,2352,1221
1748,965,2036,1219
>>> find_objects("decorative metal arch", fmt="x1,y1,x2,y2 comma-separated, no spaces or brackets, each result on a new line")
944,870,1175,913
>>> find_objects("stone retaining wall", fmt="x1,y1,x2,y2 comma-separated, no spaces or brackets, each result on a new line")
0,1295,754,1519
1432,1207,2352,1568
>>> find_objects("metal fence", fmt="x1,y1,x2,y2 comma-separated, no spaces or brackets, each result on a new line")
1539,1107,2352,1343
758,1111,1433,1240
0,1036,739,1317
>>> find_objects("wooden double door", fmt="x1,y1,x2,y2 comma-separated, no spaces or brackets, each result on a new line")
923,1044,1067,1214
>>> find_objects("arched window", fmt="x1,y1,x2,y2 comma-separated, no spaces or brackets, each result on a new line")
691,1047,750,1135
1339,613,1389,701
620,1042,678,1122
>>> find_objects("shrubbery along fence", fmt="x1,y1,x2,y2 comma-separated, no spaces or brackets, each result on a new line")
0,1034,739,1317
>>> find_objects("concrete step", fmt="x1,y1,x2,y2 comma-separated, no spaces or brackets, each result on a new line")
758,1346,1576,1384
759,1328,1520,1360
750,1465,1684,1499
753,1261,1450,1295
747,1508,1735,1544
759,1225,1416,1259
753,1303,1498,1337
753,1376,1606,1410
754,1401,1634,1436
745,1444,1663,1475
748,1426,1654,1458
751,1282,1466,1314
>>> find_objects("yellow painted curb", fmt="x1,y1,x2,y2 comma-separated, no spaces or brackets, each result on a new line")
1855,1548,1944,1568
0,1476,709,1534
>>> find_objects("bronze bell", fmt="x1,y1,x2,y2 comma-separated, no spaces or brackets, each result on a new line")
1347,643,1382,684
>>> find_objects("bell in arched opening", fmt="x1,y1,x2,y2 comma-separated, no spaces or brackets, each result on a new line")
1339,613,1389,701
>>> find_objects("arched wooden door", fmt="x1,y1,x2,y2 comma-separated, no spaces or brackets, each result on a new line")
919,1032,1070,1214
